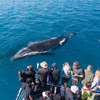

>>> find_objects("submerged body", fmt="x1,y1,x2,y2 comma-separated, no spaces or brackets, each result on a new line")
11,32,82,60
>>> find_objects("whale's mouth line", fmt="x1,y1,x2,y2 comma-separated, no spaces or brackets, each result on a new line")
11,51,46,60
22,51,46,56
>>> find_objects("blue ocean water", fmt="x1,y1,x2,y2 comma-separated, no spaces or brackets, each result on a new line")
0,0,100,99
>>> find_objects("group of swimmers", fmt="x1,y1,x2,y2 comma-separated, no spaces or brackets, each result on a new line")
17,61,100,100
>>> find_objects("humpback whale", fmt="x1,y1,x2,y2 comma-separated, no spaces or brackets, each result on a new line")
11,32,84,60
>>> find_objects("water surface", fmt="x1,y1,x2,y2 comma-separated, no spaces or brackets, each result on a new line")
0,0,100,99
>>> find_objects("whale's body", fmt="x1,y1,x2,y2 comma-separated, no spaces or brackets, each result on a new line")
11,32,80,60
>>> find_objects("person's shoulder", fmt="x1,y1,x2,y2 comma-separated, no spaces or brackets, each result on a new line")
84,69,87,71
41,68,48,73
72,66,75,70
65,87,72,93
56,67,60,70
66,66,71,69
45,69,49,72
37,68,43,72
91,72,94,76
38,68,43,70
57,68,60,72
66,87,70,90
72,66,74,69
79,67,83,71
26,85,32,91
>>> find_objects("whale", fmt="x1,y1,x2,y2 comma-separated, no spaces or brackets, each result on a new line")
11,32,84,60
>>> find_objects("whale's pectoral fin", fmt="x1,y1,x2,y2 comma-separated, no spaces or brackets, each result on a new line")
59,38,65,45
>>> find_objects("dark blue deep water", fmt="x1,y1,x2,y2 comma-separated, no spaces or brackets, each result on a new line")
0,0,100,99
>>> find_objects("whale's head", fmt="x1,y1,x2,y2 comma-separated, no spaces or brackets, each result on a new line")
11,48,31,60
11,47,43,61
